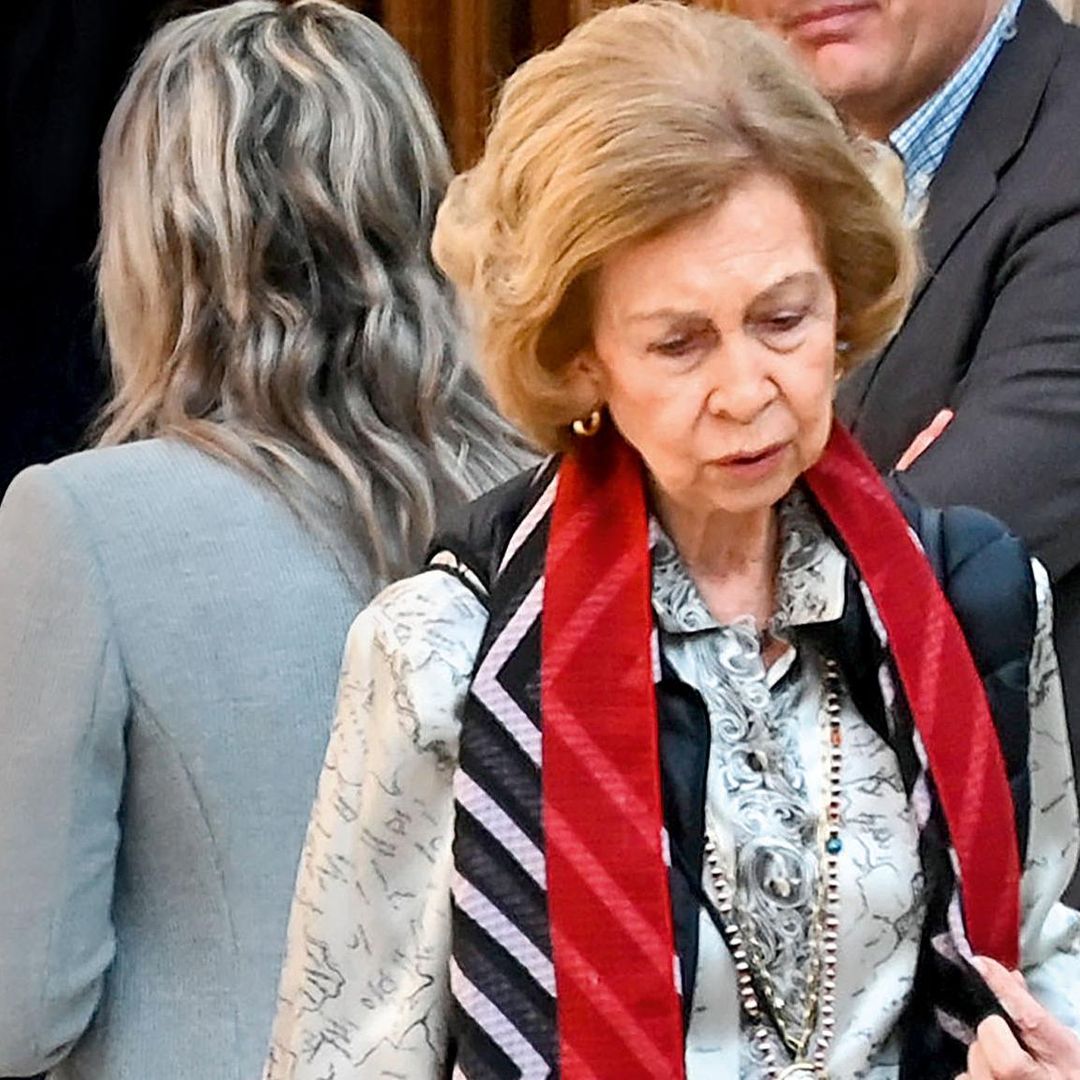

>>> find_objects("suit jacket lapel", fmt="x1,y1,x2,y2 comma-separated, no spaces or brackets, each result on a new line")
912,0,1064,306
845,0,1066,418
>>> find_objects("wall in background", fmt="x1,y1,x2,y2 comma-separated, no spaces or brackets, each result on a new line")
368,0,599,168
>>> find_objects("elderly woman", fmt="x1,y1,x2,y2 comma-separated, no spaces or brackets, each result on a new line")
266,5,1080,1079
0,2,524,1078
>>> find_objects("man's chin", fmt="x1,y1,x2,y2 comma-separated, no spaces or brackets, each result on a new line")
796,43,891,109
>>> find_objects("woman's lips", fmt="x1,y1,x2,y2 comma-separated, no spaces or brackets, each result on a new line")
785,2,877,45
712,441,791,477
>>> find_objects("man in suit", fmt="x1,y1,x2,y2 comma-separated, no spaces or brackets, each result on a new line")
732,0,1080,900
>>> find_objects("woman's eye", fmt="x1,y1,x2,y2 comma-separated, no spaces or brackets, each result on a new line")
759,310,807,335
653,337,694,356
650,329,713,358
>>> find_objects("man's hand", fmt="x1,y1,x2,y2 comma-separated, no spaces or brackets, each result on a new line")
956,956,1080,1079
895,408,954,472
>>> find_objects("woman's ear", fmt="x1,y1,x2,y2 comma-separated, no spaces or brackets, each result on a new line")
567,347,605,407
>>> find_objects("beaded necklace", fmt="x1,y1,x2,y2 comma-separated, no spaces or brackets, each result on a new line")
702,657,843,1080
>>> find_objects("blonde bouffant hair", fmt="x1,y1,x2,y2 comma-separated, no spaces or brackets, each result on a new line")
433,1,916,452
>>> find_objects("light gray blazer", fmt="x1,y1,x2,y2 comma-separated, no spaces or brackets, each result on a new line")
0,439,369,1079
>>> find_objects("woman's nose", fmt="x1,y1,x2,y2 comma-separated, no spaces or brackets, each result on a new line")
704,342,779,423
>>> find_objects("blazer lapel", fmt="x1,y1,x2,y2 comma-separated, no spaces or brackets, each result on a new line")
845,0,1066,416
912,0,1065,305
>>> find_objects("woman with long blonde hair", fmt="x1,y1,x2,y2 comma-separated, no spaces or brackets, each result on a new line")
0,3,525,1077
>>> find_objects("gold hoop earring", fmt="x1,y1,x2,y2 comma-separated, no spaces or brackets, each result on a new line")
571,409,603,438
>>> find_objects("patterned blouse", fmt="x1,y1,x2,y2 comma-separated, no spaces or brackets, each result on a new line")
264,493,1080,1080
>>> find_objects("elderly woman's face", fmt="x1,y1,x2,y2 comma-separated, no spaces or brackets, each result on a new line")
577,172,837,523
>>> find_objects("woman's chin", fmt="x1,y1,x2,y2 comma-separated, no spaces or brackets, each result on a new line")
696,457,801,516
663,475,797,524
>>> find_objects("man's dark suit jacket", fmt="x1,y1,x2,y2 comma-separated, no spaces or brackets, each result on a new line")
838,0,1080,891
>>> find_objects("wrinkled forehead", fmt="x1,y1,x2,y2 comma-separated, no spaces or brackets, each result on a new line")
590,176,833,322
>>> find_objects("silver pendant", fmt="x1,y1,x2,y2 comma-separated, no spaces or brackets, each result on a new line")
777,1065,824,1080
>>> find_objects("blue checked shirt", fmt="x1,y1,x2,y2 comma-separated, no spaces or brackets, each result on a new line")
890,0,1023,221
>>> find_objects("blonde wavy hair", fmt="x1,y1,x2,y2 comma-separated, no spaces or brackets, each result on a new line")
97,0,527,589
433,1,916,452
